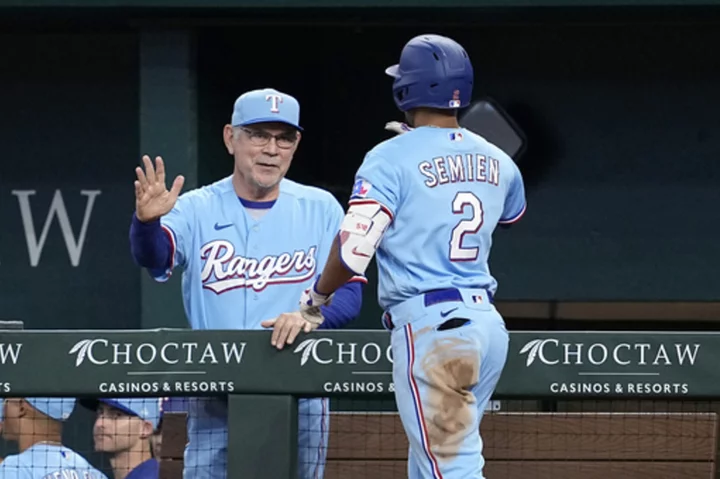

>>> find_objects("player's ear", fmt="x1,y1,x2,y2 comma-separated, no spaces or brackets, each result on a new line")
223,125,235,155
17,399,30,419
139,419,154,440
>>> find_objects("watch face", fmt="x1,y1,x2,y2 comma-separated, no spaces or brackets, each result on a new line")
460,99,526,160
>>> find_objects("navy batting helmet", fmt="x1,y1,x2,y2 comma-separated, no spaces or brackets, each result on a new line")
385,34,474,112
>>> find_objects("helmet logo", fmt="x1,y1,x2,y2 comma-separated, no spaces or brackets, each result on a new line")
448,89,461,108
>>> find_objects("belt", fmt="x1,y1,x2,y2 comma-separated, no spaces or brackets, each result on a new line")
382,287,493,331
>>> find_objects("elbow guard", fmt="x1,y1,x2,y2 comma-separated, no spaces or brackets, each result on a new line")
338,202,392,276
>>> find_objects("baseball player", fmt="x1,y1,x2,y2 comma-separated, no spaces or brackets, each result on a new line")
86,398,161,479
0,397,108,478
129,87,365,479
298,34,527,478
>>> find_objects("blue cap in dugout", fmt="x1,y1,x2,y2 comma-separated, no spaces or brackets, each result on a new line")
99,398,161,429
25,397,76,421
231,88,303,131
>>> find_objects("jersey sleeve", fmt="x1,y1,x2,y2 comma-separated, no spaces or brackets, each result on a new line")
499,161,527,224
349,151,400,219
154,194,195,282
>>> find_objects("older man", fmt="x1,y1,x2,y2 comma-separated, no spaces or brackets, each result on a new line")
129,88,364,478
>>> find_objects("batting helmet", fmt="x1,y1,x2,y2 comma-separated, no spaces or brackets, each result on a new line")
385,34,474,112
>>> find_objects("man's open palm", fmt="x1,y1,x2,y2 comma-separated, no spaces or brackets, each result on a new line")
134,155,185,223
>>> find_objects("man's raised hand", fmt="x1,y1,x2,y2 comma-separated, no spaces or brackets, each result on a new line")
134,155,185,223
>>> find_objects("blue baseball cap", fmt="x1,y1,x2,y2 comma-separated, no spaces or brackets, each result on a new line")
98,398,161,429
231,88,302,131
26,398,75,421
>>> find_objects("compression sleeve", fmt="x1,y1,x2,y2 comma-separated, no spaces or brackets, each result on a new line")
129,213,172,274
318,281,363,329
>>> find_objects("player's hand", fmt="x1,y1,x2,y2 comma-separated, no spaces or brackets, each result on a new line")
134,155,185,223
385,121,413,135
299,281,332,309
261,312,319,350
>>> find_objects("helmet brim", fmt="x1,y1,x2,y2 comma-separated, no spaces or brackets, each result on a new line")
385,64,400,78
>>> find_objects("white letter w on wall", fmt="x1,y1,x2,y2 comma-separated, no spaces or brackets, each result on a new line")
12,190,102,267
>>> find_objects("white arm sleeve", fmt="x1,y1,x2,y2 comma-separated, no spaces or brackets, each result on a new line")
338,201,392,276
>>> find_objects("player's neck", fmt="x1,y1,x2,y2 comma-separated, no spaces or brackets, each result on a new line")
410,109,460,129
232,172,280,202
18,431,63,453
110,445,152,479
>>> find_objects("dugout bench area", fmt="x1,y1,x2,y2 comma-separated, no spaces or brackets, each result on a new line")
2,326,720,478
158,410,719,479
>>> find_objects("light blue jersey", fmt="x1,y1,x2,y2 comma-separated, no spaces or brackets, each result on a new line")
0,444,107,479
349,125,526,479
156,175,354,329
350,126,526,310
155,175,361,479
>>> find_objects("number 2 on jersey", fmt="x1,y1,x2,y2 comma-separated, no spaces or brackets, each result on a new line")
449,192,484,261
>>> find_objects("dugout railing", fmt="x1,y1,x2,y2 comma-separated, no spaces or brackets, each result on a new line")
1,326,719,478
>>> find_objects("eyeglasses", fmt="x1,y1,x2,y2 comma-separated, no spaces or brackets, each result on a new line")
238,127,298,149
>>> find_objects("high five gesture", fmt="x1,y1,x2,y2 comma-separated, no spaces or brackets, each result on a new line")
134,155,185,222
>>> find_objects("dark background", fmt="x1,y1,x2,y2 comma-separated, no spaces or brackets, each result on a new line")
0,5,719,475
197,19,720,309
1,8,718,333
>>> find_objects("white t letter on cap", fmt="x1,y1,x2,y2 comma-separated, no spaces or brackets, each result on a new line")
266,94,283,113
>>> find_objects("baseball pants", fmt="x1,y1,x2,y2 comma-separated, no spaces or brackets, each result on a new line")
383,287,509,479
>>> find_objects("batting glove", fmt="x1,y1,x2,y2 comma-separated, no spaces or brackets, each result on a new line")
385,121,413,135
299,278,333,326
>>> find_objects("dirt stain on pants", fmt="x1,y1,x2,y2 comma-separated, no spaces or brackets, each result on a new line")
419,336,480,462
